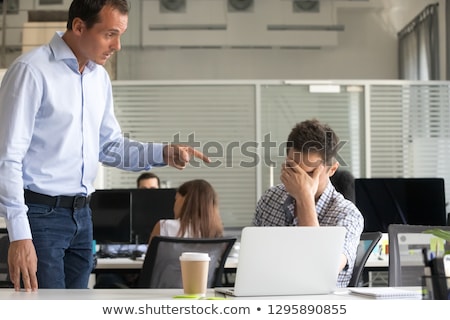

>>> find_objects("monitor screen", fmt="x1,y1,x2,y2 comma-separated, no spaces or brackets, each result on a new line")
90,189,132,244
131,188,177,244
355,178,447,232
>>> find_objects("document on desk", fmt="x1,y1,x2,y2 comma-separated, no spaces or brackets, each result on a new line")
349,287,422,299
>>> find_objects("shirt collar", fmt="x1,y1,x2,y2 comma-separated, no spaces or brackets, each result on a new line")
50,31,98,74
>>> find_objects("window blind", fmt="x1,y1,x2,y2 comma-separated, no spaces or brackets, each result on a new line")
368,83,450,205
104,80,450,227
106,83,257,227
259,84,363,192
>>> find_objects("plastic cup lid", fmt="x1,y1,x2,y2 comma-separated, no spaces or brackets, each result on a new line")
179,252,210,261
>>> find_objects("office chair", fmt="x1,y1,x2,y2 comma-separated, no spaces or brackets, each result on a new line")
136,236,236,288
0,228,13,288
388,224,450,287
330,169,355,203
347,231,382,287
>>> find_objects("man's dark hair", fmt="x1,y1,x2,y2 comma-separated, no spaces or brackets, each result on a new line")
286,119,339,166
67,0,129,30
136,172,160,188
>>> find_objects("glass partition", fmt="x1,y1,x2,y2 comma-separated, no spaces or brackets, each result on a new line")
106,80,450,227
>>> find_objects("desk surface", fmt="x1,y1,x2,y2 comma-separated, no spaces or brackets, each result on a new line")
96,257,142,269
95,233,389,270
95,255,387,270
365,256,388,268
0,288,421,300
96,256,240,270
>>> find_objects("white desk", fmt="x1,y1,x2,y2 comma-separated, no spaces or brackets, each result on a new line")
96,257,142,270
95,235,389,271
95,257,238,270
0,288,419,300
0,287,433,320
96,255,386,272
92,257,238,288
365,257,388,268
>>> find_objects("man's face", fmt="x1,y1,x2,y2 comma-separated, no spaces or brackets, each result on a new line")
77,5,128,66
138,178,159,189
287,149,337,197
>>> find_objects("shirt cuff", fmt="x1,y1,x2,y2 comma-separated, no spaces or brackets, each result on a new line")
5,215,32,242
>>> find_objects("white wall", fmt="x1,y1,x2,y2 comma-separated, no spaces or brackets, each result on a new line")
117,0,446,80
0,0,444,79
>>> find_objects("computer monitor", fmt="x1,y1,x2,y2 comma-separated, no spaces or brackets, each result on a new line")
130,188,177,244
90,189,132,244
355,178,447,232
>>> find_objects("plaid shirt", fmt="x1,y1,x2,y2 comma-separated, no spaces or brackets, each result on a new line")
253,182,364,287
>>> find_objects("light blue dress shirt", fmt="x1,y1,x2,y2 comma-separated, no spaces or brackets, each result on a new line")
0,32,165,241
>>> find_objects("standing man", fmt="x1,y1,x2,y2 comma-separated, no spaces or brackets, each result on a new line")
137,172,160,189
0,0,209,291
253,119,363,287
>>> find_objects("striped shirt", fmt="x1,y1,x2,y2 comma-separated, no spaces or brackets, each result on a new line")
253,181,364,287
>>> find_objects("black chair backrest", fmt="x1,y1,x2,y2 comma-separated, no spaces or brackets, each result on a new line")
136,236,236,288
348,231,382,287
330,169,355,203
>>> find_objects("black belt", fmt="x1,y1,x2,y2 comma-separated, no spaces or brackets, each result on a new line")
24,189,91,210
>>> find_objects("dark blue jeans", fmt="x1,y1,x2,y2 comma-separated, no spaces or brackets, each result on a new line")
27,203,93,288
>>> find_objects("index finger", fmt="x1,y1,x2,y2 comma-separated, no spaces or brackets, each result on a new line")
187,147,210,163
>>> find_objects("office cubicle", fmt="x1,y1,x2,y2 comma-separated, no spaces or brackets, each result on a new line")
131,188,177,244
91,189,132,244
90,188,176,246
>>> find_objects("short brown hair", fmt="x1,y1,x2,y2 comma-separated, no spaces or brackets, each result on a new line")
286,119,339,166
136,172,160,188
66,0,129,30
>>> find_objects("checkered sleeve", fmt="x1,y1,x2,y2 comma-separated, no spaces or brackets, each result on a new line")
253,185,290,226
317,185,364,287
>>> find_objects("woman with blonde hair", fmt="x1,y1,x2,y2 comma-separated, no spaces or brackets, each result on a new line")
149,179,223,241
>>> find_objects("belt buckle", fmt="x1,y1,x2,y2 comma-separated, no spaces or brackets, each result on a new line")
73,196,86,210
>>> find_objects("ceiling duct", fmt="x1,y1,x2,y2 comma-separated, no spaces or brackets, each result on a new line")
228,0,254,12
293,0,320,13
143,0,348,48
160,0,186,13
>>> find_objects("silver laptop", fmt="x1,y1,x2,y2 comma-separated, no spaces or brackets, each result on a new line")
215,226,346,297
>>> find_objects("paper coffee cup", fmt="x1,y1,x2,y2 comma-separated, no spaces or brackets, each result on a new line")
179,252,210,296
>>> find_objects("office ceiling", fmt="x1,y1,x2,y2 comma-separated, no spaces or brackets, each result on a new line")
143,0,377,48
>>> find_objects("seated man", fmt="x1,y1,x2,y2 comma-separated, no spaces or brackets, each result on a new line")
137,172,160,189
253,119,364,287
